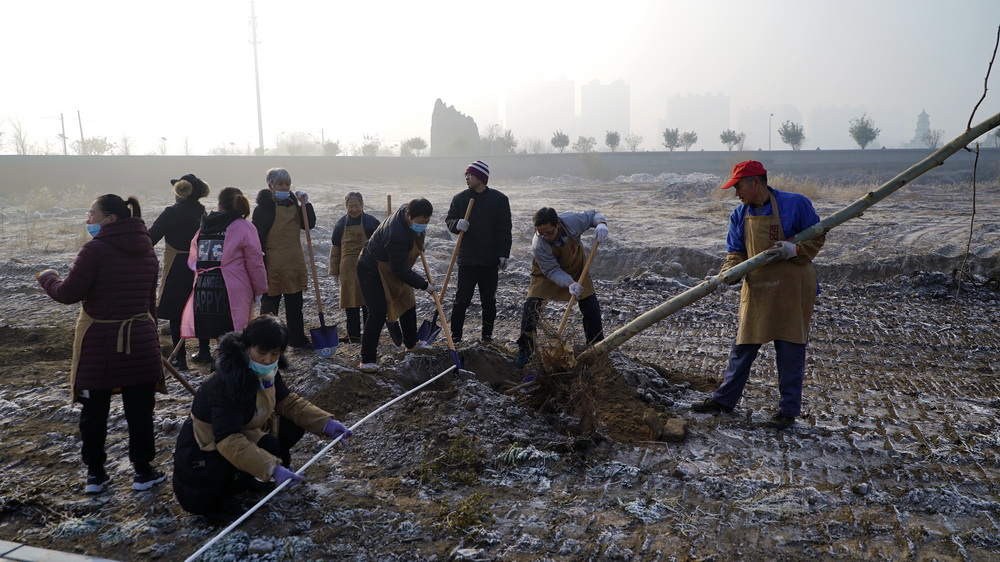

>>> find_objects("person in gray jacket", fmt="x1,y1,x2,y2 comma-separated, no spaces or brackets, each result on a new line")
515,207,609,367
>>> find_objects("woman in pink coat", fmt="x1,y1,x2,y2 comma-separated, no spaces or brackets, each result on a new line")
181,187,268,350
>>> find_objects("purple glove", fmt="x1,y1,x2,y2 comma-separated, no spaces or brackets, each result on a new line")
323,419,353,440
273,465,303,487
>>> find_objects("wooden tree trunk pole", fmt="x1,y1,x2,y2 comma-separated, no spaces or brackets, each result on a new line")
557,240,600,335
578,111,1000,364
421,251,458,353
441,199,474,297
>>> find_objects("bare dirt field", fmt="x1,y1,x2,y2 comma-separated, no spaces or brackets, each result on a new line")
1,162,999,561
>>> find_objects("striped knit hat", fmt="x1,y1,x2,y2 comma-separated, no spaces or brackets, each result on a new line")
465,160,489,184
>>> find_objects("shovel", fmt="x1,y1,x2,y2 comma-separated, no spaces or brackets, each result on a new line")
300,194,338,356
385,194,403,347
420,251,462,369
417,199,474,344
556,239,600,336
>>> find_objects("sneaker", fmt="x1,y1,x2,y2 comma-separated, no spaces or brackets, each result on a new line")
290,341,313,351
407,340,433,353
169,356,187,370
766,414,795,430
85,474,110,494
690,397,734,413
190,351,213,364
358,362,379,373
132,470,167,491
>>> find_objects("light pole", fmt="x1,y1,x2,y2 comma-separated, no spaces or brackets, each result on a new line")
768,113,774,151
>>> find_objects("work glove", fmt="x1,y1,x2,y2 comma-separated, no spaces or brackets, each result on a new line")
295,190,309,204
323,419,353,440
764,241,798,264
595,223,609,243
568,282,584,298
273,465,303,487
456,219,470,232
498,257,508,270
35,268,58,280
425,283,438,295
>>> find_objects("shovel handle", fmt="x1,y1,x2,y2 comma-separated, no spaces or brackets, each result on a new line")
557,239,600,336
441,199,474,297
162,357,196,396
420,251,458,353
299,196,325,320
387,195,392,218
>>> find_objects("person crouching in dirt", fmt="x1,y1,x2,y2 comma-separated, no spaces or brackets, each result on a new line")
514,207,609,368
328,191,380,344
36,194,167,494
689,160,825,430
252,167,316,351
179,187,268,368
172,315,352,515
148,174,210,370
355,198,436,372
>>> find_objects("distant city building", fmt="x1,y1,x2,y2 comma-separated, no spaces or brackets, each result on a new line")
505,78,575,144
579,79,630,145
662,93,730,150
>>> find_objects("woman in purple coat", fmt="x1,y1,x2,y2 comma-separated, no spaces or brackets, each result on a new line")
180,187,268,348
36,194,167,494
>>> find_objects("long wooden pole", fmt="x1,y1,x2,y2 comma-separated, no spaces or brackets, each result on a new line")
578,111,1000,364
162,357,196,396
299,195,326,328
441,199,474,297
420,252,458,354
557,240,600,335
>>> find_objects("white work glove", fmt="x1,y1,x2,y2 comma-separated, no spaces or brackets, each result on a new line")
595,223,609,243
331,274,340,285
425,283,438,295
568,282,584,298
498,257,508,270
765,241,798,264
295,190,309,204
456,219,470,232
35,268,59,280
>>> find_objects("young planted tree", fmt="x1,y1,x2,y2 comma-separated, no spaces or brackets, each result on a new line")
551,130,570,153
624,133,643,152
922,129,944,149
680,131,698,151
404,137,428,156
662,128,680,151
572,135,596,153
720,129,746,151
605,131,620,152
849,113,880,149
778,120,806,150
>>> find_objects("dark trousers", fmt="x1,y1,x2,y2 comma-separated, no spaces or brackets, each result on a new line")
357,263,419,363
345,306,368,340
712,340,807,418
260,291,308,347
450,264,499,341
515,295,604,361
172,417,306,515
78,383,157,476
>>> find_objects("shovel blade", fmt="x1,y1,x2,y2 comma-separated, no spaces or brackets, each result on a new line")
310,325,339,358
416,320,441,344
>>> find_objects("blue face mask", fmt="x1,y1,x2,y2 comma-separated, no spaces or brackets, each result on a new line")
273,191,291,200
248,358,278,382
86,217,108,238
411,222,427,234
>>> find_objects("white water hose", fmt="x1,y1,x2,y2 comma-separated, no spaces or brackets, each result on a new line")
186,364,459,561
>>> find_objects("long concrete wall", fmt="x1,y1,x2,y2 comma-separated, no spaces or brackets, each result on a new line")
1,148,996,196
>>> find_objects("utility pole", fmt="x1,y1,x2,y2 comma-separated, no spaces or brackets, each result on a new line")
77,110,86,155
250,0,264,154
59,113,68,155
768,113,774,151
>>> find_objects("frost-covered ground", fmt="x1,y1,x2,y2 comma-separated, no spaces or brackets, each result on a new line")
1,168,999,560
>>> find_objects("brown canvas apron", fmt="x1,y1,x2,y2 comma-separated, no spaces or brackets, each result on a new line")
156,243,186,305
527,235,596,301
69,309,157,403
377,236,424,322
338,222,368,309
737,192,816,345
264,204,308,296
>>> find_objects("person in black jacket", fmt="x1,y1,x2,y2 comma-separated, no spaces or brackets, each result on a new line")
445,161,512,343
172,315,352,515
355,198,435,372
148,174,209,369
251,168,317,349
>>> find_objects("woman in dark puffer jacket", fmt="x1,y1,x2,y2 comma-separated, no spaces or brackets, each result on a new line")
36,194,167,494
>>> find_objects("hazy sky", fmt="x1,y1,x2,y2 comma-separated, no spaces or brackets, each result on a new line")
5,0,1000,155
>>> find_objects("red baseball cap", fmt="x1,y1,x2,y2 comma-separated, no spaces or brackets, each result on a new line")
720,160,767,189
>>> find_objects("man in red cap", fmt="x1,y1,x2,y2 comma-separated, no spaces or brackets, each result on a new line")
691,160,825,430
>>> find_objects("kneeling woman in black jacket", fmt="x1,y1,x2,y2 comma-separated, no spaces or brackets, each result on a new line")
173,314,352,515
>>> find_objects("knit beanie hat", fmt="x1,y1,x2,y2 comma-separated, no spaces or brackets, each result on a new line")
345,191,364,205
465,161,489,184
170,174,210,200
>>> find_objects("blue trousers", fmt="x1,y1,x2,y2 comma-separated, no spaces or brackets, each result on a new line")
712,340,806,418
